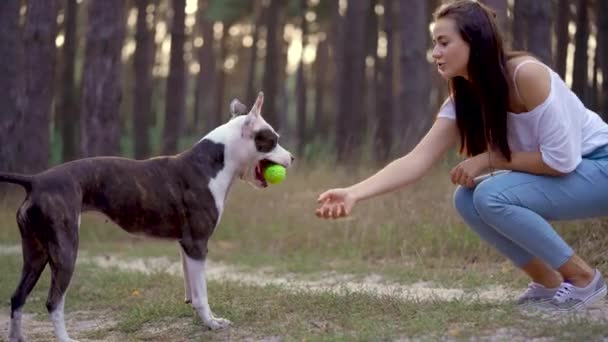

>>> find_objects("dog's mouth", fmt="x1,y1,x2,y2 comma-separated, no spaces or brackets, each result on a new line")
253,159,273,188
242,159,277,188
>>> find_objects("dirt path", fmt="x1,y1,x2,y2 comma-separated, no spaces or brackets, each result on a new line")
1,246,607,341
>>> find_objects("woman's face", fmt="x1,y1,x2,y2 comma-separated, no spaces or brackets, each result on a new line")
432,18,470,79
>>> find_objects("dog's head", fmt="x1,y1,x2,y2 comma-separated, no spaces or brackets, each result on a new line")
225,92,293,188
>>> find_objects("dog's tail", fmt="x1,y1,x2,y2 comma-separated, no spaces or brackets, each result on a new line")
0,172,34,192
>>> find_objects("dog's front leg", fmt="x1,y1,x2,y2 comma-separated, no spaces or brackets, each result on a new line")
180,248,192,304
182,253,232,330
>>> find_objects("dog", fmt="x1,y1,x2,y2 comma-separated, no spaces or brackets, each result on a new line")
1,92,293,342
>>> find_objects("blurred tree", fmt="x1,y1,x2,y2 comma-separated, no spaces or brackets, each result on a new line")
481,0,508,45
512,0,552,64
310,0,341,144
262,0,284,128
80,0,125,157
245,1,264,108
365,0,378,150
374,0,395,163
512,0,528,51
526,1,552,65
295,0,309,156
336,0,369,162
0,0,23,174
554,0,571,79
399,0,431,154
57,0,79,162
599,0,608,120
207,0,252,126
133,0,158,159
162,0,187,154
19,0,60,172
192,0,216,133
572,0,589,101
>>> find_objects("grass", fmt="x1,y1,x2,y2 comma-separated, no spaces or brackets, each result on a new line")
1,162,607,340
1,252,606,341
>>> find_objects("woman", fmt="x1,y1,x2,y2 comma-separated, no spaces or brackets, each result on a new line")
315,0,608,311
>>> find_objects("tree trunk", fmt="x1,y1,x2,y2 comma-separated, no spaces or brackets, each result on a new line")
554,0,571,79
374,0,395,163
213,28,228,128
295,0,308,156
399,0,430,153
512,0,528,51
57,0,79,162
312,38,329,141
245,1,264,107
193,0,215,133
162,0,187,154
571,0,589,102
19,0,59,172
526,1,552,65
133,0,157,159
80,0,125,157
599,0,608,121
262,0,283,128
0,0,23,174
336,0,369,162
481,0,508,45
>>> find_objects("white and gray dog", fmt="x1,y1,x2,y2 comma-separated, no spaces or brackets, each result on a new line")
1,92,293,341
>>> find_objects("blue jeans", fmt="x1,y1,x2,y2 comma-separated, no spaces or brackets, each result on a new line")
453,144,608,269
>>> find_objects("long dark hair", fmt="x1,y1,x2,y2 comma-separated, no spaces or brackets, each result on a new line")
434,0,515,161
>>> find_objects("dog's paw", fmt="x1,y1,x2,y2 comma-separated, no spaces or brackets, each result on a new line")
203,317,232,330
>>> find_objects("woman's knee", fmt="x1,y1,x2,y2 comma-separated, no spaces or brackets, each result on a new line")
453,185,476,219
471,181,509,218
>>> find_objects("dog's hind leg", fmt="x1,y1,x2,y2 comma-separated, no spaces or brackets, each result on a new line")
9,226,49,342
45,218,80,342
179,242,231,330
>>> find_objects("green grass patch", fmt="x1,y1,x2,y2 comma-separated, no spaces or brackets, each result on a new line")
2,253,606,341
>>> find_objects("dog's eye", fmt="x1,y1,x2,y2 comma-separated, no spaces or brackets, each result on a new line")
254,129,278,153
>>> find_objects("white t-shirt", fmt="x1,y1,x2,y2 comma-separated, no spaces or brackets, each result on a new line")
437,61,608,173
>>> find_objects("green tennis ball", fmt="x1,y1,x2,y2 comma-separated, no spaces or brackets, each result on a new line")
263,164,286,184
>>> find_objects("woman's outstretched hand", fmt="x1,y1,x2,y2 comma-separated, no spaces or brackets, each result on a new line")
315,188,356,219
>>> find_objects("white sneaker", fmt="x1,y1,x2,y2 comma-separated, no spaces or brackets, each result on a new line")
517,282,559,307
541,269,607,312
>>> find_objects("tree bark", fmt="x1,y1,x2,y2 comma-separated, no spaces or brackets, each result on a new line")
295,0,308,156
598,0,608,121
193,0,216,133
526,1,552,65
336,0,369,162
0,0,23,174
162,0,187,154
133,0,157,159
374,0,395,163
57,0,79,162
571,0,589,102
399,0,431,153
554,0,571,79
262,0,283,128
80,0,126,157
19,0,60,172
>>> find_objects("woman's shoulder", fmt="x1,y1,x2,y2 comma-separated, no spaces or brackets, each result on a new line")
507,56,552,111
506,56,548,79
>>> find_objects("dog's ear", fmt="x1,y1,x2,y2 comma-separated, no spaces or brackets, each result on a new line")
250,92,264,118
230,99,248,117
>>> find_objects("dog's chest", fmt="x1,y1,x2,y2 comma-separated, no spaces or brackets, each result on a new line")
207,169,233,219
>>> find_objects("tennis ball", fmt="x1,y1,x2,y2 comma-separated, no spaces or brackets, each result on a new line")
263,164,286,184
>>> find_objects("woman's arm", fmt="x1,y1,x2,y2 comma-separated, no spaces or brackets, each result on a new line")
349,117,459,202
489,151,565,176
497,61,567,176
450,61,566,187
